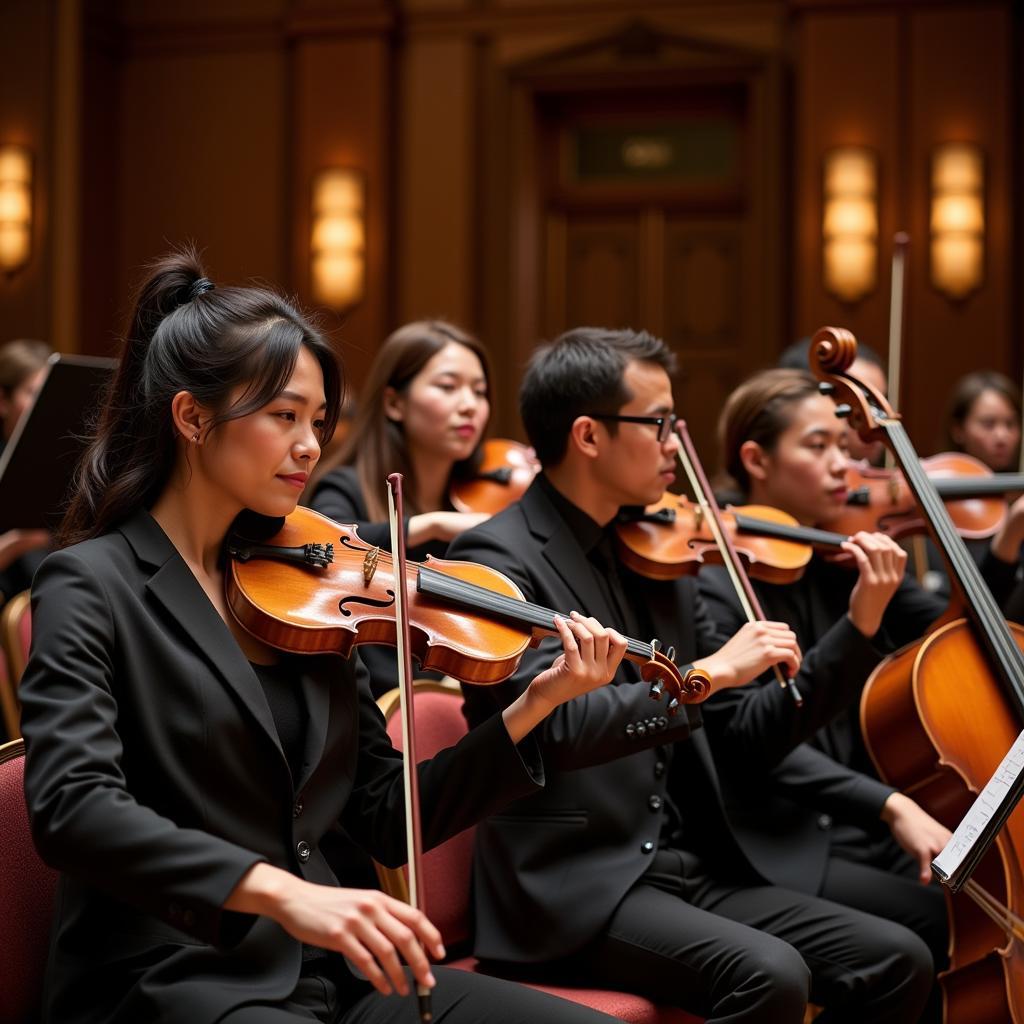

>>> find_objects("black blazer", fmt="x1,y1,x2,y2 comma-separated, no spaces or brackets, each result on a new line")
447,479,894,964
19,510,543,1024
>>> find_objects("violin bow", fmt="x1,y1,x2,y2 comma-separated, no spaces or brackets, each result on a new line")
386,473,433,1023
674,421,803,707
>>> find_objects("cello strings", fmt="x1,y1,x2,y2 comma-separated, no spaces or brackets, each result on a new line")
963,879,1024,943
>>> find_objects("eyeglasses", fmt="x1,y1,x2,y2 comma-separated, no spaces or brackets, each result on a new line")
586,413,678,443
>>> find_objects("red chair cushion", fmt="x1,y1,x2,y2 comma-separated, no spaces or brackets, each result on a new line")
0,748,58,1023
446,956,703,1024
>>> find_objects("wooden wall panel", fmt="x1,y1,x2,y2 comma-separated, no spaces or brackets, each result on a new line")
905,4,1013,452
292,33,392,389
396,37,475,328
0,0,55,343
114,45,288,314
793,11,900,355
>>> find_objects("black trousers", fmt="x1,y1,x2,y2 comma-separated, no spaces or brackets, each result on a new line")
216,963,619,1023
486,848,934,1024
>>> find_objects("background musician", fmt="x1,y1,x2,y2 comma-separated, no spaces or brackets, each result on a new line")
449,326,942,1024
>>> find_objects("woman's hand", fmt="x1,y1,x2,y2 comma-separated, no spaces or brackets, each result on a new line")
990,493,1024,564
881,792,952,884
408,511,490,546
502,611,627,742
227,863,444,996
843,531,908,638
693,620,802,692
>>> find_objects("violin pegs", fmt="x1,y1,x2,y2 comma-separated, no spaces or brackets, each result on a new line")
833,403,853,419
648,679,665,701
818,382,835,396
666,697,680,716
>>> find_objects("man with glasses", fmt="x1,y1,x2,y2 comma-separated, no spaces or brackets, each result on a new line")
447,327,943,1024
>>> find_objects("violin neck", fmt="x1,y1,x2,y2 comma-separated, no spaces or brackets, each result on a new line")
732,513,847,551
886,422,1024,714
934,474,1024,499
417,566,657,666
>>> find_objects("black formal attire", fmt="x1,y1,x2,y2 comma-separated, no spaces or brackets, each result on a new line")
447,476,933,1024
307,465,448,696
19,510,617,1024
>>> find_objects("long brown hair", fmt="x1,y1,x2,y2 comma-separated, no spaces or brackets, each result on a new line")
717,368,820,495
944,370,1022,453
60,244,343,547
332,320,490,519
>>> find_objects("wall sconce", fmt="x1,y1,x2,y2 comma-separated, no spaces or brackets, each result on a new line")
310,169,365,310
930,143,984,300
0,145,32,275
822,146,878,303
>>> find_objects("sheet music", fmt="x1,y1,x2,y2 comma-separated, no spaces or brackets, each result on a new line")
932,728,1024,888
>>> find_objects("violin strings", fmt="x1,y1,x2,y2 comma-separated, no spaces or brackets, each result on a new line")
963,879,1024,943
417,565,654,662
889,424,1024,705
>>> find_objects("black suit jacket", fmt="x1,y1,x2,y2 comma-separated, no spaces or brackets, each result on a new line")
447,479,894,963
19,510,543,1024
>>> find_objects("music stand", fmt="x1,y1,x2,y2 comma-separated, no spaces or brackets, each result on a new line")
0,353,116,532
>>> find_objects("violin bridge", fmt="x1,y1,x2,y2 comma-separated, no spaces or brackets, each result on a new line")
362,545,381,585
887,477,899,503
693,505,704,530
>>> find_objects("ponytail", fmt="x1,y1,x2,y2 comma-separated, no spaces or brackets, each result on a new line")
60,244,343,546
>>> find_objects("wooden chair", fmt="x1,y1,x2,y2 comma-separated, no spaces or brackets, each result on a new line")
374,679,703,1024
0,591,31,739
0,738,58,1022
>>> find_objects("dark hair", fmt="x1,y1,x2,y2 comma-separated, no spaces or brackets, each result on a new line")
717,368,820,494
519,327,677,467
0,338,50,394
326,320,490,520
60,245,343,546
945,370,1022,451
777,337,885,373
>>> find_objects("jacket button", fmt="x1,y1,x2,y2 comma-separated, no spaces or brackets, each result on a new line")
648,795,662,812
635,722,647,737
293,798,304,818
296,840,312,862
625,724,636,739
654,761,666,778
640,840,655,854
657,716,668,730
817,814,833,830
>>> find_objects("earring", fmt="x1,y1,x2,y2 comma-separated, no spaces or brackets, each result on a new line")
191,431,200,443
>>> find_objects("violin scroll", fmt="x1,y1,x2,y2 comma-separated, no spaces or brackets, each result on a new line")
810,327,897,446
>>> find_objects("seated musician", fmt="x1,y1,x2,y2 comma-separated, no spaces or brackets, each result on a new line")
700,366,1024,1020
448,326,944,1024
18,248,633,1024
0,338,52,607
306,320,497,695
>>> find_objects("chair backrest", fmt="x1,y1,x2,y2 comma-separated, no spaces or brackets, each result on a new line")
1,590,32,685
375,680,475,949
0,591,33,740
0,642,15,741
0,738,58,1023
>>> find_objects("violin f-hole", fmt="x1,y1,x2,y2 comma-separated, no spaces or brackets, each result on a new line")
338,590,396,617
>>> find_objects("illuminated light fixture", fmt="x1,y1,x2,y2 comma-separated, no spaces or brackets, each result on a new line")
930,142,984,300
311,169,365,310
822,146,878,303
0,145,32,275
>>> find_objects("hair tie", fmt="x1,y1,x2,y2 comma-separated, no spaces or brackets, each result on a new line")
188,277,215,301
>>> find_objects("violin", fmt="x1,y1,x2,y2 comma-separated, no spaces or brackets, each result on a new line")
226,505,709,706
615,492,850,585
813,327,1024,1024
835,453,1024,541
450,439,539,515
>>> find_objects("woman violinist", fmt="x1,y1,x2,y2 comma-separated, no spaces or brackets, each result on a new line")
18,248,629,1024
307,320,493,556
944,369,1022,473
698,367,1024,1021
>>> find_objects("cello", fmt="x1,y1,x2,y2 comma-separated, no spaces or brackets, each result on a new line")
811,327,1024,1023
